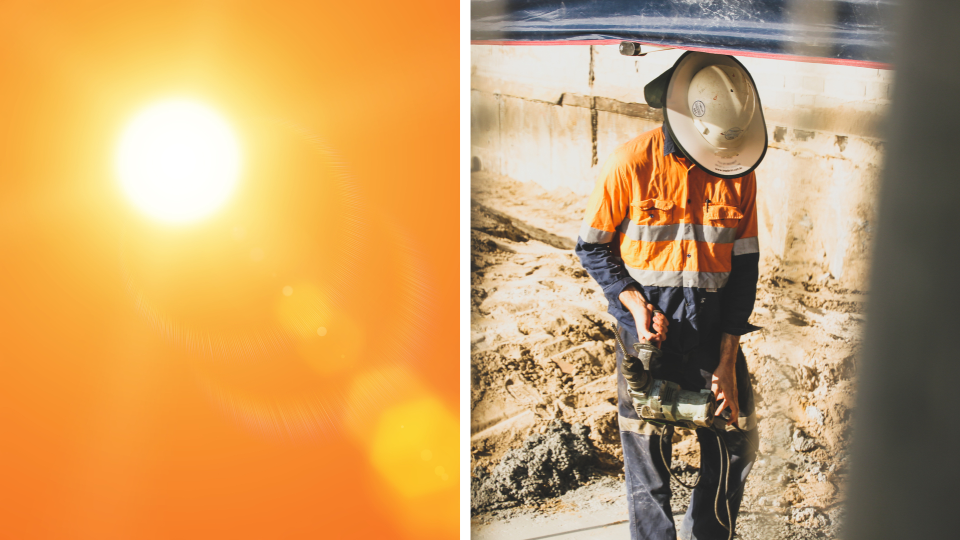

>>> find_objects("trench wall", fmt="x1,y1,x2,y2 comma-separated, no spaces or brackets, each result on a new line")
470,45,893,290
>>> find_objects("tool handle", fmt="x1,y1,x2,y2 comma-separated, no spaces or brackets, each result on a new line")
638,309,666,346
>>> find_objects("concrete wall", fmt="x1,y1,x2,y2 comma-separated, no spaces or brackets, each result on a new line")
470,45,893,290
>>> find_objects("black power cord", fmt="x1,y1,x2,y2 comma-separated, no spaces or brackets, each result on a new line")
658,425,701,489
715,431,733,540
659,425,741,540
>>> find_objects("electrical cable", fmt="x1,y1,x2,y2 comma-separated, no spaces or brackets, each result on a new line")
715,430,733,540
659,425,736,540
658,425,701,489
714,432,726,537
731,423,761,457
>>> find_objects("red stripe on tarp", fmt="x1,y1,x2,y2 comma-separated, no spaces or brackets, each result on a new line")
472,39,624,46
470,40,893,70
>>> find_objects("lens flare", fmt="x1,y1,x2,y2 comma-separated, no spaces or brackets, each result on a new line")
116,99,241,223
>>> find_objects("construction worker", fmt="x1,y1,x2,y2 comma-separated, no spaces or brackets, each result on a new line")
575,51,765,540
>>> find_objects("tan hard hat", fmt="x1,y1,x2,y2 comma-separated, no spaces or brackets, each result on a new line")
646,51,767,178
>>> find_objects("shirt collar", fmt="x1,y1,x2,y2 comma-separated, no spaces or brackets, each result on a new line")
663,125,680,157
662,125,696,170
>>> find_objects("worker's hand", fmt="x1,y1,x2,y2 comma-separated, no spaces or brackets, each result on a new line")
619,285,668,346
712,333,740,426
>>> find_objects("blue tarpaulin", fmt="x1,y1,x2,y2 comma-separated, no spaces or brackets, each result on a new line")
471,0,893,68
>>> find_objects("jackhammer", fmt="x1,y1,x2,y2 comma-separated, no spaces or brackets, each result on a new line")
615,314,717,430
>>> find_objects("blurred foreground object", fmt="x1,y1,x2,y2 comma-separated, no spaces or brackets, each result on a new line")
844,0,960,538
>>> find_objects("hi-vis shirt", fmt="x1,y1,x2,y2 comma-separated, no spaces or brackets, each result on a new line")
575,127,760,354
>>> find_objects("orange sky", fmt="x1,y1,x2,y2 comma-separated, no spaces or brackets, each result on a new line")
0,2,459,539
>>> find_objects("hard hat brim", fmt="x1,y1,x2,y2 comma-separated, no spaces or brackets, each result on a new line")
663,51,768,179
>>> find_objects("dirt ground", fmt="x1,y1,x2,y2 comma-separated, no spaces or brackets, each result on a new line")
470,172,864,538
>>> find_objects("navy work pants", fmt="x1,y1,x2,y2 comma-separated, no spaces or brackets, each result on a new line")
616,325,759,540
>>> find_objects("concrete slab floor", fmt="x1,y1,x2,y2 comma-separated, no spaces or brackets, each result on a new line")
472,475,627,540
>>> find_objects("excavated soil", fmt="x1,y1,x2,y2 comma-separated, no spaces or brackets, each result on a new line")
471,420,597,513
470,172,863,539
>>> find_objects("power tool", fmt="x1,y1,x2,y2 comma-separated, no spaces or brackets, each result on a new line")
615,317,717,430
614,315,746,540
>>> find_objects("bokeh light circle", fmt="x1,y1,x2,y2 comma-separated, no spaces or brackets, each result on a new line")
116,99,241,223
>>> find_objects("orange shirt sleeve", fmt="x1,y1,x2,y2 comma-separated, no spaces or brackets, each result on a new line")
579,150,635,244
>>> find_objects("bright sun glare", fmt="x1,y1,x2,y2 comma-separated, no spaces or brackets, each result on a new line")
116,99,241,223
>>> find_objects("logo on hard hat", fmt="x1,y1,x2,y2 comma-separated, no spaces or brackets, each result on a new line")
688,63,756,150
692,100,706,117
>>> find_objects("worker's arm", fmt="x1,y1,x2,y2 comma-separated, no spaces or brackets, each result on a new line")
575,153,667,343
713,172,760,425
575,239,668,343
713,333,741,425
575,236,637,315
719,172,760,337
618,285,668,345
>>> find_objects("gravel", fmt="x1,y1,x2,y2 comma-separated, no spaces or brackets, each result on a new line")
471,420,598,513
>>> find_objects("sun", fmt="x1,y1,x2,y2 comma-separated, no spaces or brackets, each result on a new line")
116,99,241,223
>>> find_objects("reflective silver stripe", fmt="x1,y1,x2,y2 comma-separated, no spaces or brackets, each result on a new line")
622,220,737,244
694,224,737,244
733,236,759,255
579,222,615,244
618,414,660,435
625,222,681,242
621,412,757,433
625,267,731,289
